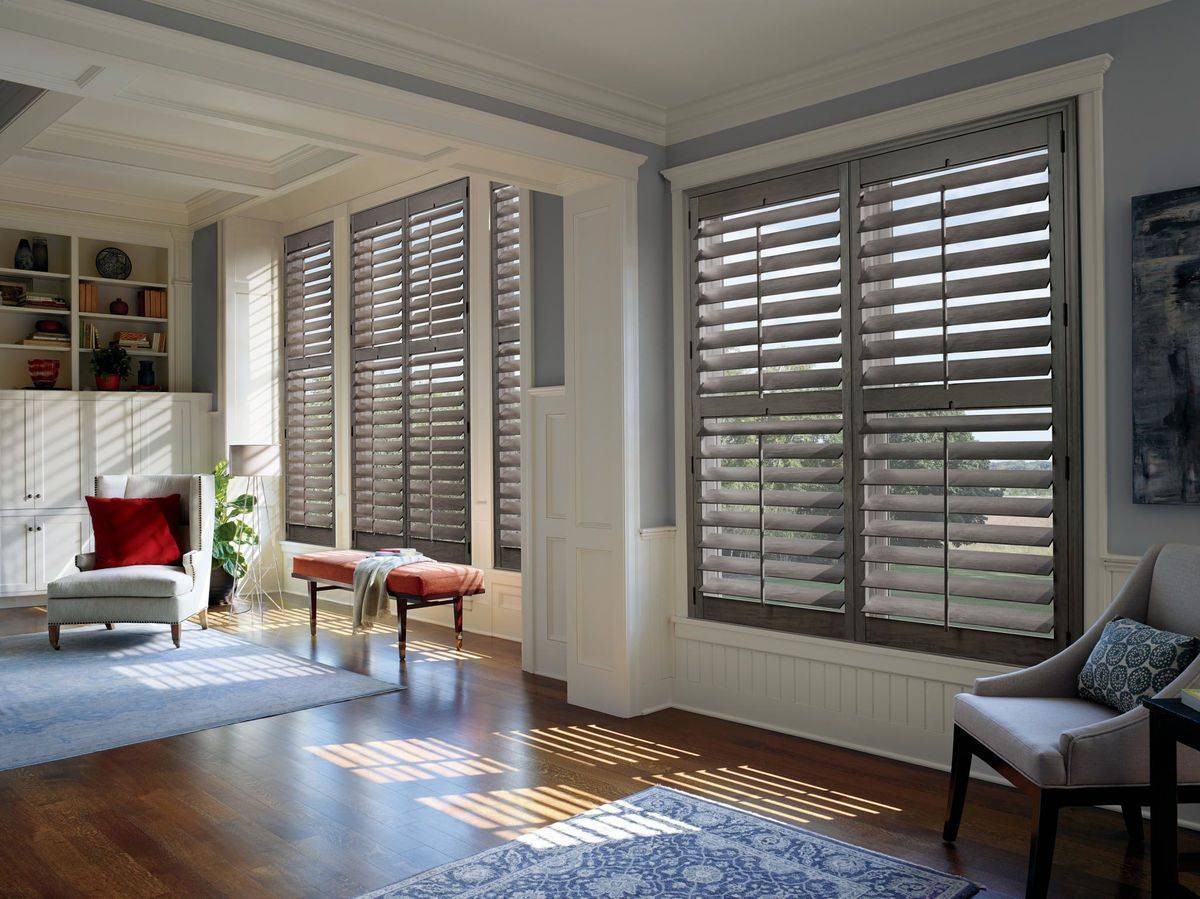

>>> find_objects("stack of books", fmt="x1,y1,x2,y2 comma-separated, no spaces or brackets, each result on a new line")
22,326,69,348
78,282,99,313
115,330,167,353
21,292,67,311
137,289,167,318
117,330,153,350
81,322,101,350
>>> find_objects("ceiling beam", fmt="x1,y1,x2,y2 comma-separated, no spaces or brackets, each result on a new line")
0,90,80,166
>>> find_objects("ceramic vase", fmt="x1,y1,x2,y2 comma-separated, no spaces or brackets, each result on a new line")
109,298,129,316
13,239,33,270
31,238,48,272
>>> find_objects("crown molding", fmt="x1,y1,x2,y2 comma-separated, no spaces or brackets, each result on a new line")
664,0,1162,143
0,172,188,226
662,53,1112,191
141,0,668,145
119,0,1159,149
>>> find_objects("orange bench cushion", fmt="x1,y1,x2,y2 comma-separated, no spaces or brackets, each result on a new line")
292,550,485,600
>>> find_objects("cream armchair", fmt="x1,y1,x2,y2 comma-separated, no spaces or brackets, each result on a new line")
943,543,1200,897
46,475,215,649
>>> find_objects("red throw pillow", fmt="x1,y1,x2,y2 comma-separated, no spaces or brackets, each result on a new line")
86,494,184,569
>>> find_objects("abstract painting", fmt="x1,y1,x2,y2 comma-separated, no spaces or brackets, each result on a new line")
1133,185,1200,504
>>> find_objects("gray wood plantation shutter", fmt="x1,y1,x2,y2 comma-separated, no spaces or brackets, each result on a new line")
284,223,336,544
492,184,522,571
350,180,471,562
687,110,1079,665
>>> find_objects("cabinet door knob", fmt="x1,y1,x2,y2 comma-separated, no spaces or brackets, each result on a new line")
35,526,42,532
24,494,31,500
34,493,41,499
27,525,33,533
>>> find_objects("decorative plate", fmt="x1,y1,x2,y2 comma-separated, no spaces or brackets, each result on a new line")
95,247,132,280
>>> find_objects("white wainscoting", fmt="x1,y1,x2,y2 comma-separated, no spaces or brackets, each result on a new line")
635,526,677,714
671,551,1143,774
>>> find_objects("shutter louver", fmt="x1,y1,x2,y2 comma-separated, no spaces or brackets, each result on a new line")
853,127,1069,658
492,184,522,571
351,180,471,562
284,224,335,544
690,168,851,637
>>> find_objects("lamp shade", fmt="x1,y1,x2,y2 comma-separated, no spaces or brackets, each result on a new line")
229,443,281,477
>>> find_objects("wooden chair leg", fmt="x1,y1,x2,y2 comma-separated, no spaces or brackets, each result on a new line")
943,725,973,842
453,597,463,651
397,602,407,662
1121,801,1144,844
1027,790,1060,899
198,608,209,630
308,581,318,636
170,622,181,648
48,624,60,650
104,622,114,630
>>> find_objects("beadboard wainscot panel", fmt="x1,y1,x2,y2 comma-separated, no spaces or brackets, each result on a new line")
672,616,1011,771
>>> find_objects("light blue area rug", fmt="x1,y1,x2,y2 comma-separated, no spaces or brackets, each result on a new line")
0,624,398,771
364,786,979,898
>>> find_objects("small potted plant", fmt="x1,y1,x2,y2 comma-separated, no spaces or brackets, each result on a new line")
209,459,259,606
90,345,131,390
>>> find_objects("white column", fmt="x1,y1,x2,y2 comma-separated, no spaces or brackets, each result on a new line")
561,178,646,717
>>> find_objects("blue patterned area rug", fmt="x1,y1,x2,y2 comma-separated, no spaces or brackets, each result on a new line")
364,786,979,898
0,624,398,771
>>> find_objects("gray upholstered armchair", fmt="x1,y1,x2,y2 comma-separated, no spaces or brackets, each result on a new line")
45,475,215,649
943,543,1200,897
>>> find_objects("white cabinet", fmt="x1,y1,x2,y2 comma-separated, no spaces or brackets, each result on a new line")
133,396,194,475
0,517,36,594
28,395,86,509
37,515,90,588
0,390,212,599
0,396,32,510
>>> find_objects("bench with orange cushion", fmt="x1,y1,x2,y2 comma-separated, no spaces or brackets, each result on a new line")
291,550,484,660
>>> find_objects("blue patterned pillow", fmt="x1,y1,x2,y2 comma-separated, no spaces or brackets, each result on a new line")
1077,617,1200,713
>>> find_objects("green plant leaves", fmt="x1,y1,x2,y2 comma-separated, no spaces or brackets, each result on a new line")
211,459,261,568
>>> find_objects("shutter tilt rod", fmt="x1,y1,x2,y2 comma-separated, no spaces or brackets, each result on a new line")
940,182,950,632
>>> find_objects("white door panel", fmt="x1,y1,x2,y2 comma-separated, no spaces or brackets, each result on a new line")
0,517,36,594
33,396,85,509
82,395,134,487
37,515,89,588
133,397,192,474
0,397,31,510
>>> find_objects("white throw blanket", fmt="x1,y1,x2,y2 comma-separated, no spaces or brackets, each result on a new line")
352,549,431,630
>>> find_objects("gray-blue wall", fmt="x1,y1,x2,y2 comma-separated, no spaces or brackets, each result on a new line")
190,223,218,400
667,0,1200,557
68,0,675,529
531,191,564,388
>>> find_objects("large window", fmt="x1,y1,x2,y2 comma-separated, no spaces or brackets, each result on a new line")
687,109,1080,665
283,223,336,544
349,180,471,562
491,183,522,571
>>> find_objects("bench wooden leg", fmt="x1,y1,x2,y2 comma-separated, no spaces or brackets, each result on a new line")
397,601,407,662
308,581,318,636
48,624,60,650
170,623,181,648
453,597,464,651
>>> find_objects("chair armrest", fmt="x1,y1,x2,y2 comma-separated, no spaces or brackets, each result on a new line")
1058,705,1149,784
75,552,95,571
181,550,210,580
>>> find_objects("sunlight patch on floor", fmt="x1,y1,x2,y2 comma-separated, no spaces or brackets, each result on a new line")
393,639,491,662
111,651,328,689
417,784,622,841
209,605,359,637
304,736,517,783
493,724,700,768
633,765,902,826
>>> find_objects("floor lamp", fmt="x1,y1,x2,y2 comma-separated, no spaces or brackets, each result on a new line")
229,443,286,614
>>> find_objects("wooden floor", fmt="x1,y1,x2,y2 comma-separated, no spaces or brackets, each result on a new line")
0,601,1195,898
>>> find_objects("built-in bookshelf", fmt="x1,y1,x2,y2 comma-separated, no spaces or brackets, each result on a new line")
0,225,171,392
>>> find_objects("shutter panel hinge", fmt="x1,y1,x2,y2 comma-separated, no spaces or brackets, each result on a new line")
688,340,694,360
1064,455,1070,482
1062,301,1069,328
1061,129,1067,153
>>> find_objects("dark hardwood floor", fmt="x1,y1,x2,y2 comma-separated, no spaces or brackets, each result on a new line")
0,600,1194,897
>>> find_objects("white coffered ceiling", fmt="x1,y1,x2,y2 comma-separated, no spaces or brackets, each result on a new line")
145,0,1165,142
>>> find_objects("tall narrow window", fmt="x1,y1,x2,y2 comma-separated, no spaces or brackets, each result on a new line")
491,184,522,571
687,110,1079,665
283,223,335,544
350,180,471,562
